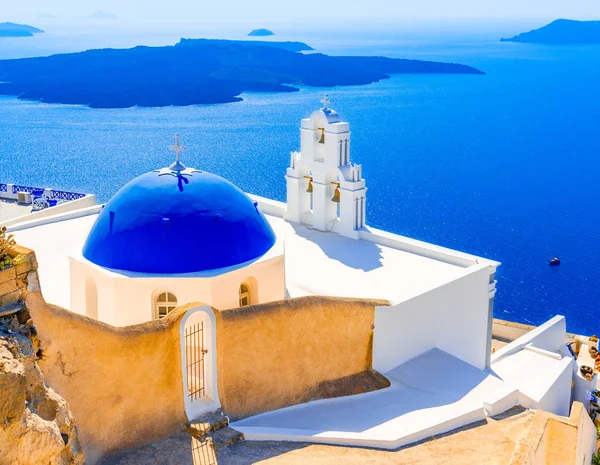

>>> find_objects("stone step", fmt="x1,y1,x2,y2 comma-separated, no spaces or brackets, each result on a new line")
208,426,244,451
186,409,229,439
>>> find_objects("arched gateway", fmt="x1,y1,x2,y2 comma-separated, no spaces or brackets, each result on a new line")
180,306,220,420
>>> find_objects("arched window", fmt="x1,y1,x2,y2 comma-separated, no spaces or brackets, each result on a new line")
239,283,250,307
155,292,177,319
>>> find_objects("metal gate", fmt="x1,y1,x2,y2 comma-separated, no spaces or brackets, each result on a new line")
185,321,206,401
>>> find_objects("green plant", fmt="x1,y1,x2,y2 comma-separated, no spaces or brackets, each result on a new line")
597,424,600,441
592,451,600,465
0,226,16,270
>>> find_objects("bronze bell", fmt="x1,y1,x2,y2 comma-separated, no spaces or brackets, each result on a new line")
318,128,325,144
305,176,313,193
331,185,340,203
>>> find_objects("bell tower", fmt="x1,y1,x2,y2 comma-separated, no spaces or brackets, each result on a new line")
285,95,367,239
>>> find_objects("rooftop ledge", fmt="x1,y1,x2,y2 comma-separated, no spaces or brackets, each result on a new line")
247,193,500,271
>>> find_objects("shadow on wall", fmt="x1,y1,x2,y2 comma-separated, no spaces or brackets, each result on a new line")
291,223,383,272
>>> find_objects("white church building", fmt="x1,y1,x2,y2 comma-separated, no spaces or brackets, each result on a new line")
8,97,590,453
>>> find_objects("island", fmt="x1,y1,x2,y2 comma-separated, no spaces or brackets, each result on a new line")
0,38,484,108
501,19,600,44
249,29,275,37
0,22,44,38
178,38,312,52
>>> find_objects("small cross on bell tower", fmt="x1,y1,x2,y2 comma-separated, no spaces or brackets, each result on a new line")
285,96,367,239
169,134,186,172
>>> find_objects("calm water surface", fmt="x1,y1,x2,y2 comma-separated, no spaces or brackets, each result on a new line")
1,33,599,334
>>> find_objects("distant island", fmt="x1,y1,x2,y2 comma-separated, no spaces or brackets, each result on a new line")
0,22,44,38
0,38,484,108
178,38,311,52
81,10,118,20
249,29,275,37
501,19,600,44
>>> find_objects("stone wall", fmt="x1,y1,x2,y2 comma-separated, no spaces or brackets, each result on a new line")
25,292,189,463
510,402,597,465
0,244,40,309
29,292,391,458
215,295,390,420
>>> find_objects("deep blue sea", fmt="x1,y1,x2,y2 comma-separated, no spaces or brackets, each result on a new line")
1,26,600,334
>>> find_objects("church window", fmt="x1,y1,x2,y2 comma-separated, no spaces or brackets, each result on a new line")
239,283,251,307
155,292,177,319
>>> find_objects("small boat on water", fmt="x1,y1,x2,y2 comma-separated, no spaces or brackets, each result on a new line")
549,257,561,266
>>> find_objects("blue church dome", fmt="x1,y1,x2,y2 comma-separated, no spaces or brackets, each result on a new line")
82,166,277,274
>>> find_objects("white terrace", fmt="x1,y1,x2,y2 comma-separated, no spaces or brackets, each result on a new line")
9,195,495,313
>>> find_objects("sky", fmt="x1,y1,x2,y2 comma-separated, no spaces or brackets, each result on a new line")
3,0,600,25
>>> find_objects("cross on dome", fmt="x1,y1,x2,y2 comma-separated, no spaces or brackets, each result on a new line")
321,94,331,110
155,134,203,176
168,134,187,172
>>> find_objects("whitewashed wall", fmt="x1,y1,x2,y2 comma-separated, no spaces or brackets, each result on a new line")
491,315,567,363
373,264,492,373
532,357,574,417
575,403,598,465
70,253,286,327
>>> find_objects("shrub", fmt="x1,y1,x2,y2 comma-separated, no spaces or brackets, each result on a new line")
0,226,16,270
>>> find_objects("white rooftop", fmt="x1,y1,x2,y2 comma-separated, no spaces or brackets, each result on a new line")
0,200,31,223
268,215,476,304
232,343,572,449
10,196,498,312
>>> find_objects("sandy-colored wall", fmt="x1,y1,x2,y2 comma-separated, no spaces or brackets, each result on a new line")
511,402,596,465
215,295,390,420
28,288,391,459
492,318,536,343
25,292,189,463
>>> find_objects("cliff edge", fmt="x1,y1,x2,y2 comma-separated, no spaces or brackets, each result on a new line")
0,245,85,465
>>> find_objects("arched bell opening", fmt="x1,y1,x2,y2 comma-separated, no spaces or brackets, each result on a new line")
180,306,220,421
305,171,314,212
331,178,341,218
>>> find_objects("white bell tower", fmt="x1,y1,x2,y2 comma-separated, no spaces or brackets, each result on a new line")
285,95,367,239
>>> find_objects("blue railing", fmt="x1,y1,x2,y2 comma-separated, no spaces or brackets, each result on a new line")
8,184,86,201
51,190,86,201
12,185,37,194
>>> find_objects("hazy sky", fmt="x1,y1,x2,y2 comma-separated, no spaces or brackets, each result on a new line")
4,0,600,24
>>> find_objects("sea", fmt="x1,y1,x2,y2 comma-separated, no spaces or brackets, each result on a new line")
1,22,599,335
